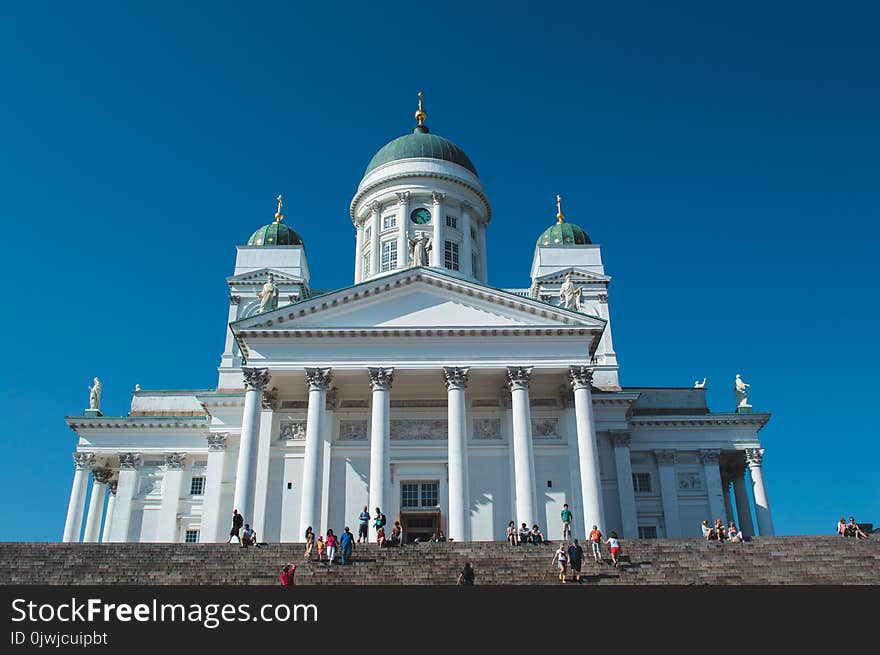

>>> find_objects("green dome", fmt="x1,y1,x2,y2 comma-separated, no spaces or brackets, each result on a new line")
365,126,478,176
537,220,591,247
247,221,304,247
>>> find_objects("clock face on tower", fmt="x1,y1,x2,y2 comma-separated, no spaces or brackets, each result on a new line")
410,208,432,224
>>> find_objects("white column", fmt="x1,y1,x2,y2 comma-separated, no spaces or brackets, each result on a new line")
732,467,755,538
354,217,365,283
610,430,639,539
746,448,774,536
368,201,381,276
700,449,727,524
444,366,470,542
300,367,333,536
101,480,117,543
431,191,445,267
82,466,111,543
569,366,606,534
157,453,186,542
461,203,473,278
368,367,393,539
507,366,537,529
478,224,488,284
655,450,681,537
201,434,228,542
396,191,410,270
253,389,277,536
233,367,270,525
62,452,93,542
109,453,140,542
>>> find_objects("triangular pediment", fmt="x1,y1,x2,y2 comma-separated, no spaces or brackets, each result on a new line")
227,268,305,286
535,266,610,285
232,268,606,332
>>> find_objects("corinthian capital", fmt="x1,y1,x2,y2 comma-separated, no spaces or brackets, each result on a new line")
306,367,333,392
261,387,279,410
118,453,140,470
242,367,271,391
506,366,533,391
164,453,186,470
699,449,721,465
107,480,118,495
395,191,411,206
569,365,594,390
92,467,114,484
432,191,447,205
367,200,381,215
207,433,228,451
609,430,632,447
368,367,394,391
745,448,764,467
442,367,470,390
73,452,94,470
654,449,676,465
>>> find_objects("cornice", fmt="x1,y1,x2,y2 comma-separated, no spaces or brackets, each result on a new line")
630,413,771,429
66,416,210,431
350,170,492,223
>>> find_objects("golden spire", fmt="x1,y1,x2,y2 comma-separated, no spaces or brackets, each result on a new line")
415,91,427,126
556,194,565,223
274,194,284,223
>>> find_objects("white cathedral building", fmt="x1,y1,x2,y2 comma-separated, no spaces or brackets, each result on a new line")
62,99,775,545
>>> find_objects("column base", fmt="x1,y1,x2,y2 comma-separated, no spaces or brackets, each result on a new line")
735,405,753,414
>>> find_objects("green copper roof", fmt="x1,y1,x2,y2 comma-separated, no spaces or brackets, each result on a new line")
365,126,478,176
537,221,591,247
247,221,304,247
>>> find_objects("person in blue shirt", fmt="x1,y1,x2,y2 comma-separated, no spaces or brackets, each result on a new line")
340,527,355,565
357,505,370,543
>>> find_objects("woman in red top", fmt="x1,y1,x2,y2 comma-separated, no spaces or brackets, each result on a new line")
325,529,338,565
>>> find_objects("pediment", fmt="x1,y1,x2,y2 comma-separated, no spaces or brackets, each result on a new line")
535,266,610,285
232,268,606,332
227,268,305,287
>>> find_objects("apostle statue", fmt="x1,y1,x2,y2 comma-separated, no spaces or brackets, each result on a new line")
734,374,751,409
258,273,279,314
409,233,432,267
559,273,579,310
88,377,102,411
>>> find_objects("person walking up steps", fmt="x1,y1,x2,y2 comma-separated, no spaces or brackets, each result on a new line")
589,525,603,564
605,531,622,568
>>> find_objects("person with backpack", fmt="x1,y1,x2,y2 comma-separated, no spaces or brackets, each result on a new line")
560,503,573,541
589,525,603,563
374,507,386,533
552,542,568,583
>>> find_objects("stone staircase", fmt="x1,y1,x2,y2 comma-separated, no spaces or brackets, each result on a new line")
1,537,878,585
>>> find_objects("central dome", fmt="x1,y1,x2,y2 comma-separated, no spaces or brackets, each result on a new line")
365,125,478,176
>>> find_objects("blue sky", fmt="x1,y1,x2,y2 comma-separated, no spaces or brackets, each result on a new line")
1,1,877,540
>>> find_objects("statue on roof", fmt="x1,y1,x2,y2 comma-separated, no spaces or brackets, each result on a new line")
88,377,102,411
694,378,707,389
559,272,579,310
258,273,279,314
734,374,751,410
409,233,432,267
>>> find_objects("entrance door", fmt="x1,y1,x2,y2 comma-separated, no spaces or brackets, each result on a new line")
400,513,440,543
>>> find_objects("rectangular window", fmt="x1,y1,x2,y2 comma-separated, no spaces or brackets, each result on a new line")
638,526,658,539
382,215,397,230
444,240,460,270
632,472,652,493
446,215,458,229
401,483,420,508
381,240,397,271
185,530,200,543
401,481,439,508
190,477,205,496
364,226,371,242
362,252,371,278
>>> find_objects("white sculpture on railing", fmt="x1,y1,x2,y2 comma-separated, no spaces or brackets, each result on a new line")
734,374,751,410
88,377,102,411
694,378,707,389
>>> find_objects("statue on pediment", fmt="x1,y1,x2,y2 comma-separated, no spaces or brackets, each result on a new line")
258,273,279,314
734,374,751,409
409,233,432,267
559,273,580,310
